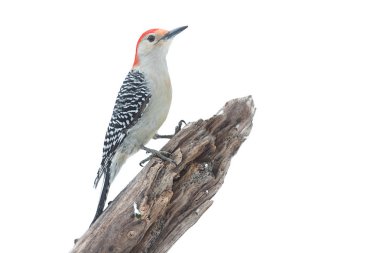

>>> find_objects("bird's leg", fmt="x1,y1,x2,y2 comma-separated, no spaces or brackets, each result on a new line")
154,120,187,139
139,146,177,167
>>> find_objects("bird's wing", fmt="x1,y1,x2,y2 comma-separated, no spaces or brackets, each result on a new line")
94,70,151,187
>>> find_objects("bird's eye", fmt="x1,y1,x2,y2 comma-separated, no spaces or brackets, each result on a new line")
147,35,155,42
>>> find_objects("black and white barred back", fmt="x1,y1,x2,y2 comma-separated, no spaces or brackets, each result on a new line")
94,70,151,188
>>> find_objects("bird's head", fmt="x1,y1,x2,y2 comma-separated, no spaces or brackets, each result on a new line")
133,26,188,68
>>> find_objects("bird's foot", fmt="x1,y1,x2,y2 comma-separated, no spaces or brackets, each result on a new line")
139,146,177,167
154,120,187,139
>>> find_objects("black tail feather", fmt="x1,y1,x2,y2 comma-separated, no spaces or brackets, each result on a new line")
90,168,111,226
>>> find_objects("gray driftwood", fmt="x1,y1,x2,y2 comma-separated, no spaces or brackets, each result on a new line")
71,96,255,253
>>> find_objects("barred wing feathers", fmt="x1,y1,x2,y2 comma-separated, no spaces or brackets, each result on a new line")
94,70,151,187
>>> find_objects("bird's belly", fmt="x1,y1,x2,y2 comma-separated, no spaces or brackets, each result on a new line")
120,92,171,156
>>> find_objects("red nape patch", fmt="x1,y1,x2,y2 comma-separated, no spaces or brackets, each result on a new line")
133,28,159,67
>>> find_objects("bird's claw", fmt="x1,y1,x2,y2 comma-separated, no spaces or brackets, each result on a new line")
174,120,187,134
154,120,187,139
139,146,177,167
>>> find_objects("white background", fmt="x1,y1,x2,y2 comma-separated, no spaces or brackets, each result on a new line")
0,0,379,252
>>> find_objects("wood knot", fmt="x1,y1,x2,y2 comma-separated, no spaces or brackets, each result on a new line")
127,231,137,238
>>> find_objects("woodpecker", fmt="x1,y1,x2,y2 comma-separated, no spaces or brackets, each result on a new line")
91,26,188,224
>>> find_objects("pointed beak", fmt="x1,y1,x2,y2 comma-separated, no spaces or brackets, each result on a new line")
158,26,188,42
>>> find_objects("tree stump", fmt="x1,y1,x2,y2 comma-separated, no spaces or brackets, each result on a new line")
71,95,255,253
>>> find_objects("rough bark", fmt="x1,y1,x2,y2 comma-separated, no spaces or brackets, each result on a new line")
71,96,255,253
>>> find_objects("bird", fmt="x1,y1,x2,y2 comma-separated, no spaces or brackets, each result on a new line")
91,26,188,225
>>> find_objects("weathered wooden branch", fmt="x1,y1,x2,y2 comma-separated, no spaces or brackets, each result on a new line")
71,96,255,253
